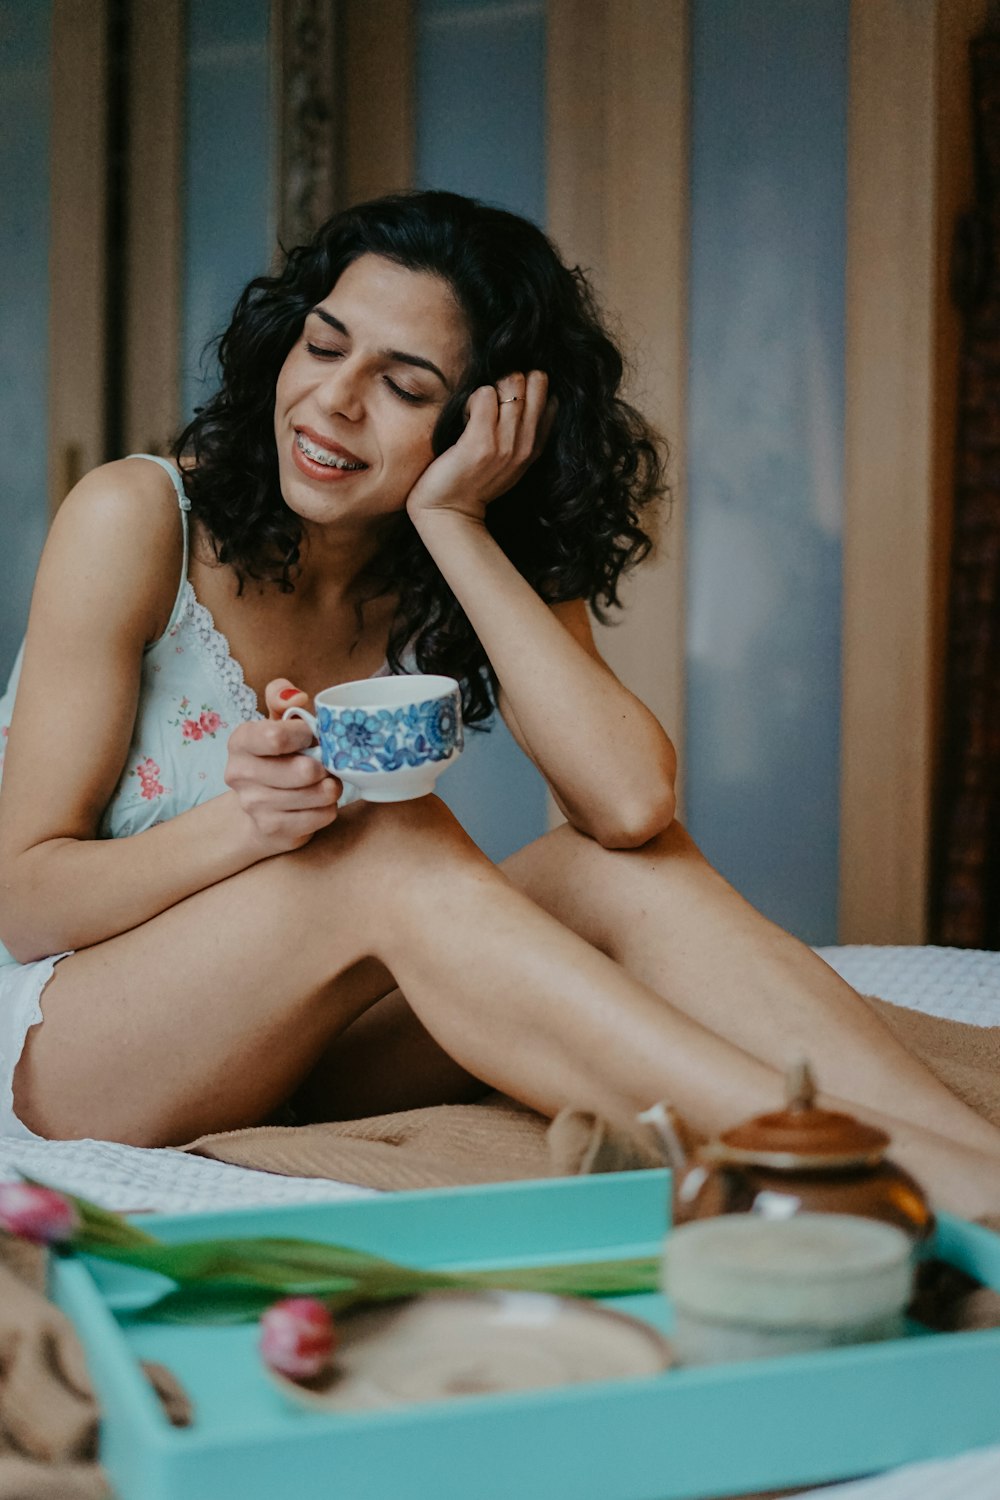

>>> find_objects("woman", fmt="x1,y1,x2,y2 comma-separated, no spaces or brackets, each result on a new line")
0,191,997,1214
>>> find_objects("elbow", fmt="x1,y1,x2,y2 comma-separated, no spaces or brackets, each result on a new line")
0,860,55,965
592,785,677,851
0,889,22,964
0,900,40,966
0,920,33,967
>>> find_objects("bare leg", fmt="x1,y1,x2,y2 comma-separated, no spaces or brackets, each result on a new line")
332,815,1000,1217
13,799,1000,1214
16,795,781,1145
501,820,1000,1161
288,985,488,1122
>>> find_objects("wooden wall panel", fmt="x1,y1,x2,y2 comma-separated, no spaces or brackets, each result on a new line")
124,0,184,456
48,0,109,511
840,0,987,942
343,0,415,203
547,0,689,791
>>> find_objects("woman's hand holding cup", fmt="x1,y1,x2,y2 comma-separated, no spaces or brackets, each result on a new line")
224,679,344,856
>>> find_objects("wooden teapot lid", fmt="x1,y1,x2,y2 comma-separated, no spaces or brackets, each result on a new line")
710,1062,890,1170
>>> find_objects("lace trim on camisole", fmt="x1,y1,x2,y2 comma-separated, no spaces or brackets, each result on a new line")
179,582,263,722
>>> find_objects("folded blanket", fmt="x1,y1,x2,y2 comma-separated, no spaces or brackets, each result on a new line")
184,1094,663,1188
861,994,1000,1129
0,1240,107,1498
0,1238,205,1498
184,995,1000,1190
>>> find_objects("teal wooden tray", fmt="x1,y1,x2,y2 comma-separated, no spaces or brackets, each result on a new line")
50,1170,1000,1500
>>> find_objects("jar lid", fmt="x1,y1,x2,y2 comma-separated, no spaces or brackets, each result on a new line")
710,1062,890,1170
662,1213,913,1327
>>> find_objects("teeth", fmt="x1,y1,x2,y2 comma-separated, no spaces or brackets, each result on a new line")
296,433,366,470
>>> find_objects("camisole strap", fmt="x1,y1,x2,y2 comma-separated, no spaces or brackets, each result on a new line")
127,453,192,642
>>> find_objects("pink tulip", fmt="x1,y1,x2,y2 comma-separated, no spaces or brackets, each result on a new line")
259,1297,336,1380
0,1183,79,1245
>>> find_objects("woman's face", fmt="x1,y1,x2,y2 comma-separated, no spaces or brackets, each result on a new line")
274,253,470,529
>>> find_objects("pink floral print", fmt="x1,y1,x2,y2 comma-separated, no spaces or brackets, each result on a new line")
132,756,165,801
169,696,228,746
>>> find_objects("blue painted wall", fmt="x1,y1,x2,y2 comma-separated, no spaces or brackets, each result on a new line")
182,0,273,420
0,1,50,682
415,0,550,860
415,0,547,228
685,0,849,943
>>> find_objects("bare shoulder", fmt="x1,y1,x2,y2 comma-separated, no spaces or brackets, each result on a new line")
52,455,185,549
41,457,188,644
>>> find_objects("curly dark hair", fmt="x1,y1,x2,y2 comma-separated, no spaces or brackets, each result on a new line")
175,190,667,726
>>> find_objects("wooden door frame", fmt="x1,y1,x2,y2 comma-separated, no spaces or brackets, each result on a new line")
839,0,988,942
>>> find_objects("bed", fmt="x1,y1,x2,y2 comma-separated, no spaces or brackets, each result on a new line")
2,944,998,1499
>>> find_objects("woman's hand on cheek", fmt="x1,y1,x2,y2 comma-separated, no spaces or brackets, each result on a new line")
223,679,343,856
405,370,555,527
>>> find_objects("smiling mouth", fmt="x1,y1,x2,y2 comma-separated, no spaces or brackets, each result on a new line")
294,432,369,471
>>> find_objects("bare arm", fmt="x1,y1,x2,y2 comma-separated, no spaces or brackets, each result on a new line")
406,374,676,848
411,512,675,846
499,596,677,841
0,463,339,964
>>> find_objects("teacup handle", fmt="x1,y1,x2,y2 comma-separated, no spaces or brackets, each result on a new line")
281,706,360,807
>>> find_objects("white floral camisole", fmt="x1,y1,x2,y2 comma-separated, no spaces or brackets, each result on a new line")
0,453,339,966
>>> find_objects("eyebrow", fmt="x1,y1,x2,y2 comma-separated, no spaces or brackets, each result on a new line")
308,307,453,391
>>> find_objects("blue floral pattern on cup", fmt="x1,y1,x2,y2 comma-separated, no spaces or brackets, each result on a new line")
317,691,463,775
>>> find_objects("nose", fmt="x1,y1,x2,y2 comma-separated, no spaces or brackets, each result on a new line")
318,355,365,422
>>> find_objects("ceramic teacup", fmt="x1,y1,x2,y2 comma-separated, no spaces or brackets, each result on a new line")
282,674,464,803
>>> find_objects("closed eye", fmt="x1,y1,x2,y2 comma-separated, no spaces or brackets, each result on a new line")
306,342,426,403
384,377,424,405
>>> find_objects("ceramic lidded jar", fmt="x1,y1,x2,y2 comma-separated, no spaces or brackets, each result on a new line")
674,1062,934,1243
662,1212,915,1365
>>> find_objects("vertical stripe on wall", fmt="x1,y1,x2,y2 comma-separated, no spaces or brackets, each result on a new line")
182,1,273,421
414,0,549,861
416,0,546,226
0,1,51,681
685,0,849,944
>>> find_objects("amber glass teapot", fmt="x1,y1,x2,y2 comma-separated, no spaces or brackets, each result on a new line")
646,1062,934,1243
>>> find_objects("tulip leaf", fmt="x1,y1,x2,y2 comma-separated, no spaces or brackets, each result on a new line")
24,1183,661,1321
454,1257,662,1298
134,1284,284,1325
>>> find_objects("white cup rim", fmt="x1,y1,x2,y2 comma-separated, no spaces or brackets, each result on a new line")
313,674,460,712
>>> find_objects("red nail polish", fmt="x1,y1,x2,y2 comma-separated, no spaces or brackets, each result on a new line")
279,687,301,701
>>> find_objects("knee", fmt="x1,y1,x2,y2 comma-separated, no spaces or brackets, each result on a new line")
540,814,698,870
298,793,482,880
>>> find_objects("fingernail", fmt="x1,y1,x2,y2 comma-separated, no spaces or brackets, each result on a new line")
279,687,301,701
